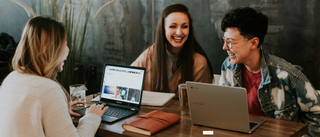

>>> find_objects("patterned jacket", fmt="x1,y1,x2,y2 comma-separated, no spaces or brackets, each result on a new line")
218,48,320,137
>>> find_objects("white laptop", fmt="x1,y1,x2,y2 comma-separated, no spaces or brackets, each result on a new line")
186,81,265,133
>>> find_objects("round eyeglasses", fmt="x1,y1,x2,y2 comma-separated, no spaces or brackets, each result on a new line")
221,37,254,49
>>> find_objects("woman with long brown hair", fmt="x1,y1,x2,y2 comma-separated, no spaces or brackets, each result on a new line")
0,16,107,137
131,4,213,98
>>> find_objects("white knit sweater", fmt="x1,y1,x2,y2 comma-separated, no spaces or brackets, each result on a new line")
0,71,101,137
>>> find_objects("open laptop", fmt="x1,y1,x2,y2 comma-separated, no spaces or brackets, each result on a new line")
186,81,265,133
75,63,145,123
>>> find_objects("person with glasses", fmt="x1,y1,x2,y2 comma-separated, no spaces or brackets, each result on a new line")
218,7,320,137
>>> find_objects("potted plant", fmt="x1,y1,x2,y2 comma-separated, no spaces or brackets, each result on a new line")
10,0,115,90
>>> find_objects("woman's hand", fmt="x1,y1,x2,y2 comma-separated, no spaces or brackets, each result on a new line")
68,101,86,117
86,104,108,117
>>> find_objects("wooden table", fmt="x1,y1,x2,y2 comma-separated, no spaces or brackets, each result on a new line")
72,96,308,137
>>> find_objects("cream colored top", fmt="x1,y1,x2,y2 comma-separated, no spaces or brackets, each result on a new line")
0,71,101,137
165,47,179,80
131,45,212,99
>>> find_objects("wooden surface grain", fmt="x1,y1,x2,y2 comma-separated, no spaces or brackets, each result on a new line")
72,95,308,137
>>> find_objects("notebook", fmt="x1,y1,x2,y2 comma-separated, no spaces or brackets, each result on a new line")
186,81,265,134
140,90,175,106
75,63,145,123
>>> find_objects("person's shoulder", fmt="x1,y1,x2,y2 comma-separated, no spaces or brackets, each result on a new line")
140,45,154,55
131,45,154,66
29,74,60,89
5,71,57,87
4,71,62,96
193,52,207,64
266,53,304,75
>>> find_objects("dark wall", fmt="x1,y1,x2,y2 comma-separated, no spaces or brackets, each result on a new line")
144,0,320,89
1,0,320,91
81,0,152,94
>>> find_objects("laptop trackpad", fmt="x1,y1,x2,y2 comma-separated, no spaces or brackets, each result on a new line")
102,115,118,122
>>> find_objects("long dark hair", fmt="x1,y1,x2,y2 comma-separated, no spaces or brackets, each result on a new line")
151,4,213,92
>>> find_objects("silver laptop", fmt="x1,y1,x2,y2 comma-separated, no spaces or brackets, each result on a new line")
186,81,265,133
76,63,145,123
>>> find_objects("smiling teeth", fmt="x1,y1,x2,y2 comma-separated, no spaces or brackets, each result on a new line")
228,53,235,56
174,37,182,40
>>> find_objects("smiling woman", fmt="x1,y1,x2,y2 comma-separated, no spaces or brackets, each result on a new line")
131,3,213,99
165,12,189,55
0,16,108,137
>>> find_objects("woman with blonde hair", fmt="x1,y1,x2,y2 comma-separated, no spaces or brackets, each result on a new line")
0,16,108,137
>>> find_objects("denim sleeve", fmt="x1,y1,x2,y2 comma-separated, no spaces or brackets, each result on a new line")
293,74,320,137
218,58,229,86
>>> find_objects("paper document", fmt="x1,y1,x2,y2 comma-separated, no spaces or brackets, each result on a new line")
91,90,175,106
91,95,100,102
141,90,175,106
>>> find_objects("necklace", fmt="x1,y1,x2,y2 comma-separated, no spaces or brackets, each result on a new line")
244,67,261,88
247,68,261,73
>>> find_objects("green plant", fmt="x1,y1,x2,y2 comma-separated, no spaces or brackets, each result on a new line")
11,0,115,90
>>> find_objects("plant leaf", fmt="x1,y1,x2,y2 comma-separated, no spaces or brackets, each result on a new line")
94,0,115,19
60,0,69,22
10,0,36,17
56,0,61,6
77,0,88,23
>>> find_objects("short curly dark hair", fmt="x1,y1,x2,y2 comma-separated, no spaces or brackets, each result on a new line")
221,7,268,48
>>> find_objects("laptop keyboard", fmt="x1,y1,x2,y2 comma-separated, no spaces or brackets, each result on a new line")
249,122,258,129
104,107,135,118
75,104,135,118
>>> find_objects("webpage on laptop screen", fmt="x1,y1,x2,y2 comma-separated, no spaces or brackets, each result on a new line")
101,66,144,104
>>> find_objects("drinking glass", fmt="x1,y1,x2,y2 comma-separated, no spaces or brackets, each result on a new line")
178,83,189,115
70,84,87,106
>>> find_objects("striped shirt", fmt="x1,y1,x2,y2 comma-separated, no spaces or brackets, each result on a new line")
0,71,101,137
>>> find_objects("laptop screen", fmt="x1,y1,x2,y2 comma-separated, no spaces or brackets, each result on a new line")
99,63,145,108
